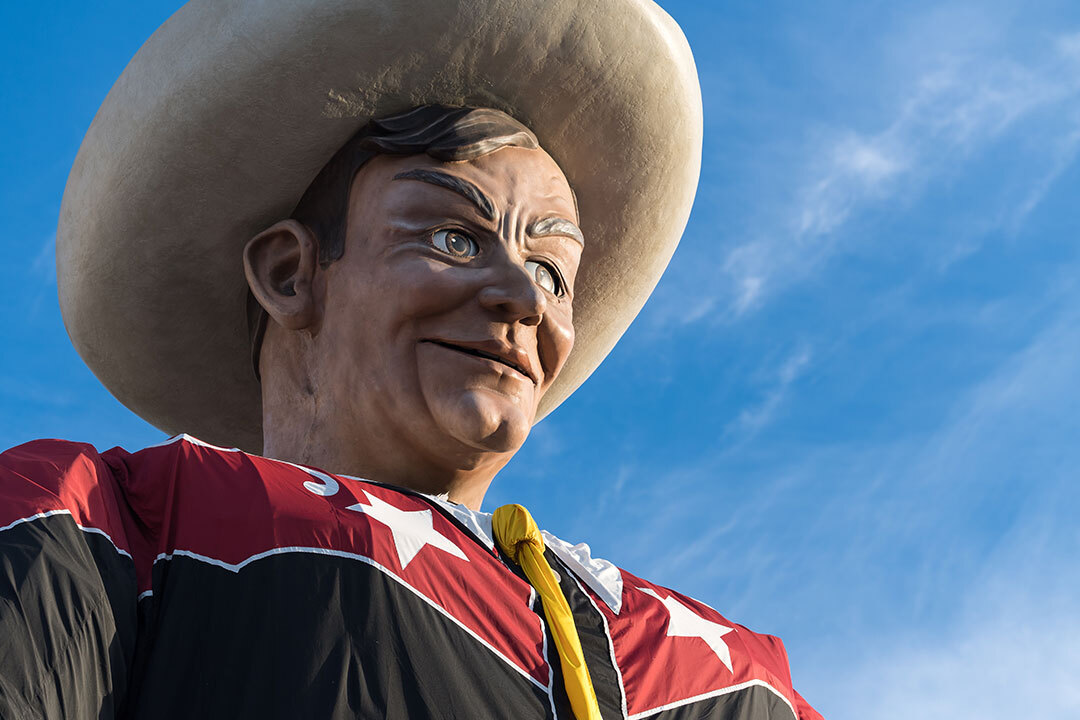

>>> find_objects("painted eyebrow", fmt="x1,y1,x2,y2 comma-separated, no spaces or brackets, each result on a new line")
392,169,496,221
528,216,585,247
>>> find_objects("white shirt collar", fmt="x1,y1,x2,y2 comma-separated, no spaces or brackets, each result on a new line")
423,494,624,615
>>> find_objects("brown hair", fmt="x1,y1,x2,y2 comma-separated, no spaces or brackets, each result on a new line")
293,104,539,266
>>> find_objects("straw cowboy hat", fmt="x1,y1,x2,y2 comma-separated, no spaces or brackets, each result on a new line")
57,0,702,452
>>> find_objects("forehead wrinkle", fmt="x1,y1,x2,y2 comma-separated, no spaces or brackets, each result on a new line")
392,169,496,221
528,216,585,247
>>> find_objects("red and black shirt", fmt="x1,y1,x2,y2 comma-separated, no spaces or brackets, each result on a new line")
0,436,822,719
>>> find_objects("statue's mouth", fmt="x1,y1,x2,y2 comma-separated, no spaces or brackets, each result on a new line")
420,339,536,383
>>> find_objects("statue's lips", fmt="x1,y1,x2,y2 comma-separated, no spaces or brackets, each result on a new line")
420,339,537,384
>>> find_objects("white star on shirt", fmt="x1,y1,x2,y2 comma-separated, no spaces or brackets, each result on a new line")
638,587,735,672
346,492,468,570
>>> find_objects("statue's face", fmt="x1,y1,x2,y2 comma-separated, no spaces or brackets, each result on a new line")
315,146,582,461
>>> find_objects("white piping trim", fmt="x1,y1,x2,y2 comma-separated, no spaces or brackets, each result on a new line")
0,508,71,534
158,436,372,500
152,545,550,692
538,611,559,720
627,678,797,720
0,509,132,559
146,433,242,452
138,589,154,601
154,435,348,498
542,531,623,614
565,569,628,719
424,496,496,552
142,433,187,448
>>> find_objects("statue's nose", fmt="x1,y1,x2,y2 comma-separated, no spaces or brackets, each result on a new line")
477,260,546,326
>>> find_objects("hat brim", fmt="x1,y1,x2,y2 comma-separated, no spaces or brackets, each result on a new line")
57,0,702,452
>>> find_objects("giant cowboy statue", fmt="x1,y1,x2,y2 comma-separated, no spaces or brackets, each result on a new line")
0,1,822,719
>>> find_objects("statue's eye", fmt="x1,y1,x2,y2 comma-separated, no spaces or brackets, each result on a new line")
432,229,479,258
525,260,564,296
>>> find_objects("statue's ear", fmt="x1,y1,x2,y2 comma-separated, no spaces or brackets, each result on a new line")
243,219,319,331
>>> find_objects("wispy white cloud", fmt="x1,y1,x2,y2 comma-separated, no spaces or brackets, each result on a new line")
724,344,812,439
796,133,907,240
524,419,564,459
820,517,1080,720
678,295,718,326
0,380,73,408
1009,126,1080,228
656,14,1080,324
27,233,57,317
30,233,56,286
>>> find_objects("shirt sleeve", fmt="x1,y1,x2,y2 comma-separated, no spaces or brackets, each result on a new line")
0,440,139,719
736,625,825,719
793,689,824,720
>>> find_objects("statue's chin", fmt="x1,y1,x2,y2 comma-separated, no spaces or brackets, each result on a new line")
428,388,534,456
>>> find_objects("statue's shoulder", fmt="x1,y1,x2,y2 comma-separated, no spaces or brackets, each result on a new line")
543,527,820,719
0,438,137,555
0,434,245,547
1,436,109,471
1,437,120,509
0,433,238,493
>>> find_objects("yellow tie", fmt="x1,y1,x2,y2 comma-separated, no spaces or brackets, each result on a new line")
493,504,603,720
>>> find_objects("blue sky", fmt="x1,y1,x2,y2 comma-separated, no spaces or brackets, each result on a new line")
3,1,1079,717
